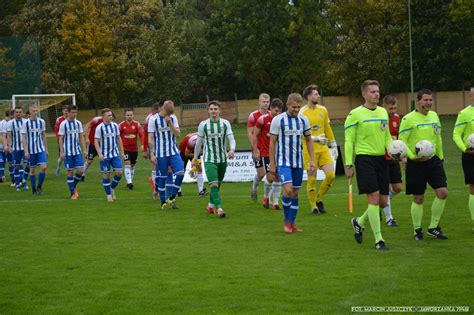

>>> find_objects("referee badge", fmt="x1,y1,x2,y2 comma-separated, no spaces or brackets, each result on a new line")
380,121,387,130
433,123,439,135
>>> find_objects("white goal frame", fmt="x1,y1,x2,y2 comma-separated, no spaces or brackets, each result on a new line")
12,93,76,109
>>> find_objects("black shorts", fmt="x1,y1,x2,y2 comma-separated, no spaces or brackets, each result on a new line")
406,156,447,195
388,160,402,184
254,157,270,172
355,155,389,195
461,153,474,185
87,144,98,160
124,151,138,165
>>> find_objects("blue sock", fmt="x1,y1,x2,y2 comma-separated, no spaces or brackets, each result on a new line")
102,178,111,195
23,166,29,181
30,174,36,190
67,176,75,195
282,195,291,222
172,173,184,196
14,168,21,186
9,165,14,181
38,172,45,188
0,161,4,178
290,198,299,224
111,175,121,189
166,173,173,199
158,176,167,202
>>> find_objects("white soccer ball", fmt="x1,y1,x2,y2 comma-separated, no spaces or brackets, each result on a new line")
387,140,407,159
415,140,434,158
466,134,474,150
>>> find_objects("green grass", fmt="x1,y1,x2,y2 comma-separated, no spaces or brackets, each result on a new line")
0,117,473,313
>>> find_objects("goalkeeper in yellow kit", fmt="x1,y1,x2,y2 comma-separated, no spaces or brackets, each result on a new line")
300,84,337,215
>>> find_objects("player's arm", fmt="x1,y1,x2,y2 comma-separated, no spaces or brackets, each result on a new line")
324,111,337,147
398,117,415,160
42,130,48,156
137,122,145,152
435,118,444,160
147,123,156,163
21,130,29,159
246,113,255,146
227,133,236,160
94,127,103,161
193,122,205,164
6,125,12,153
453,112,468,152
79,132,86,159
302,117,315,170
58,123,66,160
343,112,357,167
116,134,125,159
167,116,180,138
83,120,92,145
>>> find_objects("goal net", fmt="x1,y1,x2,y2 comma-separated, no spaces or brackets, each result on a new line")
10,94,76,132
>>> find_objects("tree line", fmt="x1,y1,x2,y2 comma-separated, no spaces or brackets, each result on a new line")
0,0,472,108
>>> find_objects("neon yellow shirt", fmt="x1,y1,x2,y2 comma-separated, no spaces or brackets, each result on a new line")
300,104,335,153
453,105,474,152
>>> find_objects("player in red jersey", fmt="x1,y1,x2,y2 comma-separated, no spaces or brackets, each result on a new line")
82,115,104,181
382,94,403,226
178,132,207,196
252,98,283,209
247,93,271,204
119,108,144,189
143,102,160,190
54,105,68,176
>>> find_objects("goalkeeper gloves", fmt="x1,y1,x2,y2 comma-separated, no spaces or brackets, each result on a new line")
311,134,328,145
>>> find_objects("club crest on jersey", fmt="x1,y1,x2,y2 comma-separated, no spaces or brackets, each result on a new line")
131,126,136,130
433,124,439,135
380,121,387,130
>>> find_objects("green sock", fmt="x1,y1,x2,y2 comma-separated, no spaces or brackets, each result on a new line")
469,194,474,221
357,210,369,228
367,204,383,242
429,197,446,229
211,186,221,209
411,202,423,230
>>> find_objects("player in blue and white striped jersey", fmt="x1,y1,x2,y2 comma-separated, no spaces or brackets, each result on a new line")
94,108,125,202
268,93,315,234
5,106,28,191
0,115,6,182
21,104,48,194
148,100,184,209
58,105,87,199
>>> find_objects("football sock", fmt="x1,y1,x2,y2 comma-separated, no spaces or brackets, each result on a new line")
316,170,335,202
172,172,184,196
152,170,156,183
83,162,90,175
130,166,135,180
74,173,82,187
14,167,21,186
263,178,272,198
67,176,75,195
272,181,282,205
290,197,299,224
102,178,111,195
367,204,384,242
57,157,62,169
411,202,423,230
38,172,45,188
165,172,174,199
23,166,29,181
252,175,260,191
307,175,317,209
111,175,121,189
429,197,446,229
357,210,369,228
469,194,474,221
197,172,204,192
0,162,4,178
383,197,393,222
30,174,36,190
157,175,166,202
210,186,221,209
282,195,291,222
9,165,14,182
124,165,132,184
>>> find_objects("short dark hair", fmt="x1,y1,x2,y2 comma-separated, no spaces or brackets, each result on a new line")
208,100,221,108
361,80,380,93
5,108,11,117
383,95,397,105
302,84,318,99
417,89,433,101
270,98,283,109
66,104,78,112
124,108,133,113
102,108,112,115
62,104,69,110
152,102,160,111
14,106,22,111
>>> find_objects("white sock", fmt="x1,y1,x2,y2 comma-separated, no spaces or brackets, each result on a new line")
124,165,132,184
197,172,204,192
252,175,260,190
83,162,90,175
131,166,135,180
152,170,156,182
272,182,282,205
383,197,393,222
264,178,272,198
57,157,62,168
389,190,399,200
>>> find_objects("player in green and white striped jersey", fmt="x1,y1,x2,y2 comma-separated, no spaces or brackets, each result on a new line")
453,86,474,230
193,100,236,218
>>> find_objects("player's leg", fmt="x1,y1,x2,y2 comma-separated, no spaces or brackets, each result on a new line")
35,151,47,194
12,151,22,190
278,166,295,233
0,150,5,182
165,169,174,200
7,152,14,184
289,167,304,232
205,162,220,214
72,154,84,197
262,157,280,209
123,151,133,188
261,157,272,208
155,157,169,207
22,158,29,187
383,161,402,226
470,184,474,231
110,157,123,200
196,161,207,196
427,157,448,239
214,162,227,217
166,155,184,208
64,156,76,198
406,158,427,240
82,145,96,180
28,155,37,194
99,159,113,201
55,145,62,176
251,159,265,202
315,150,336,214
461,152,474,230
304,150,318,214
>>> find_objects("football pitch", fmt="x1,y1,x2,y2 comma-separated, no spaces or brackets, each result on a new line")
0,117,472,313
